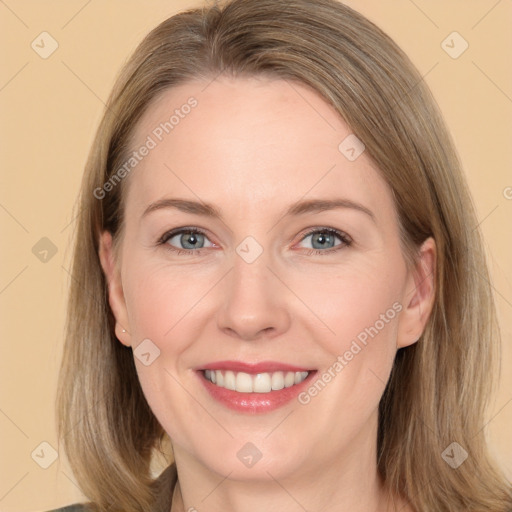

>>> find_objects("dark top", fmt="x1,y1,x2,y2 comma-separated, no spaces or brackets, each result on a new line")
47,463,178,512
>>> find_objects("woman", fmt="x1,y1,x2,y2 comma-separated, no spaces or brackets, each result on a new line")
52,0,512,510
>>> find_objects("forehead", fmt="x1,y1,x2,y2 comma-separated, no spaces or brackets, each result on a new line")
123,76,394,220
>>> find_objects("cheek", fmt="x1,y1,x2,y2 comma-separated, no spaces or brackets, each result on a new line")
288,259,404,422
289,270,402,440
123,259,210,343
290,259,404,358
121,261,208,444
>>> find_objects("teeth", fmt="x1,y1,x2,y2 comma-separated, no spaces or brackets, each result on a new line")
295,371,305,384
236,372,253,392
254,373,271,392
224,370,236,391
203,369,309,393
271,371,284,390
284,371,295,388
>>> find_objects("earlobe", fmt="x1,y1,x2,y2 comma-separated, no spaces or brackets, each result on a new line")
396,237,436,349
98,231,132,347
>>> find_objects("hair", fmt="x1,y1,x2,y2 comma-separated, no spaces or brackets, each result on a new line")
56,0,512,510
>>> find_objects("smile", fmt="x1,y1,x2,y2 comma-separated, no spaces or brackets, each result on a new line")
203,369,309,393
196,361,316,413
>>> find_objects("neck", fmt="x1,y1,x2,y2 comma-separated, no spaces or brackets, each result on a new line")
172,468,392,512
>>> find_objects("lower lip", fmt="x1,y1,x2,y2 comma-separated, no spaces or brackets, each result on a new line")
197,371,316,413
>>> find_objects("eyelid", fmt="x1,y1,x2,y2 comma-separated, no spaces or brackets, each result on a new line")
158,226,215,247
297,226,352,245
158,225,352,255
159,226,204,242
293,226,352,255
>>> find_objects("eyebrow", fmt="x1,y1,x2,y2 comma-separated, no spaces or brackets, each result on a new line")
141,197,375,222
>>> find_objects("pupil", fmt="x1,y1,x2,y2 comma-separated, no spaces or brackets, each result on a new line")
182,232,203,249
314,232,332,248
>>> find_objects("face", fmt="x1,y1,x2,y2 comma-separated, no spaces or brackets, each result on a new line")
99,76,435,482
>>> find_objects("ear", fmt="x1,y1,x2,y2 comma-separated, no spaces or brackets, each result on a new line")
396,237,436,349
98,230,132,347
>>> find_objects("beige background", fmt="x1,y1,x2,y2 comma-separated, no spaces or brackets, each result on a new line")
0,1,511,510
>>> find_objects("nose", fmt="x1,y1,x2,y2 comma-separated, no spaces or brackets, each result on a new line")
216,252,291,341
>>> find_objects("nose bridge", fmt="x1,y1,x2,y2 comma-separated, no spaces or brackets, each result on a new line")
216,243,290,340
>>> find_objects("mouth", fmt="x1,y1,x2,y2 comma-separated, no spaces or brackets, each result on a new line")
203,369,309,393
195,361,316,413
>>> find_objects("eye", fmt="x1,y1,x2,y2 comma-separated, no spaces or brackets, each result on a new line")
158,227,215,255
157,226,351,256
296,227,352,255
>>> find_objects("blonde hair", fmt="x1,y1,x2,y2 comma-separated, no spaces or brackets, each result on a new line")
56,0,512,510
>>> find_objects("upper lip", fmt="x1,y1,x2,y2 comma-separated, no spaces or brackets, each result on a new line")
197,360,313,374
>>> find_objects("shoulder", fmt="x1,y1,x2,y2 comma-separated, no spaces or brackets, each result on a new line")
45,463,177,512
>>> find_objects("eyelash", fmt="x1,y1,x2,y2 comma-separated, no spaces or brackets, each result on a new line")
157,226,352,256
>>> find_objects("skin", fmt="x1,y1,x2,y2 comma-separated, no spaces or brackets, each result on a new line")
99,76,435,512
